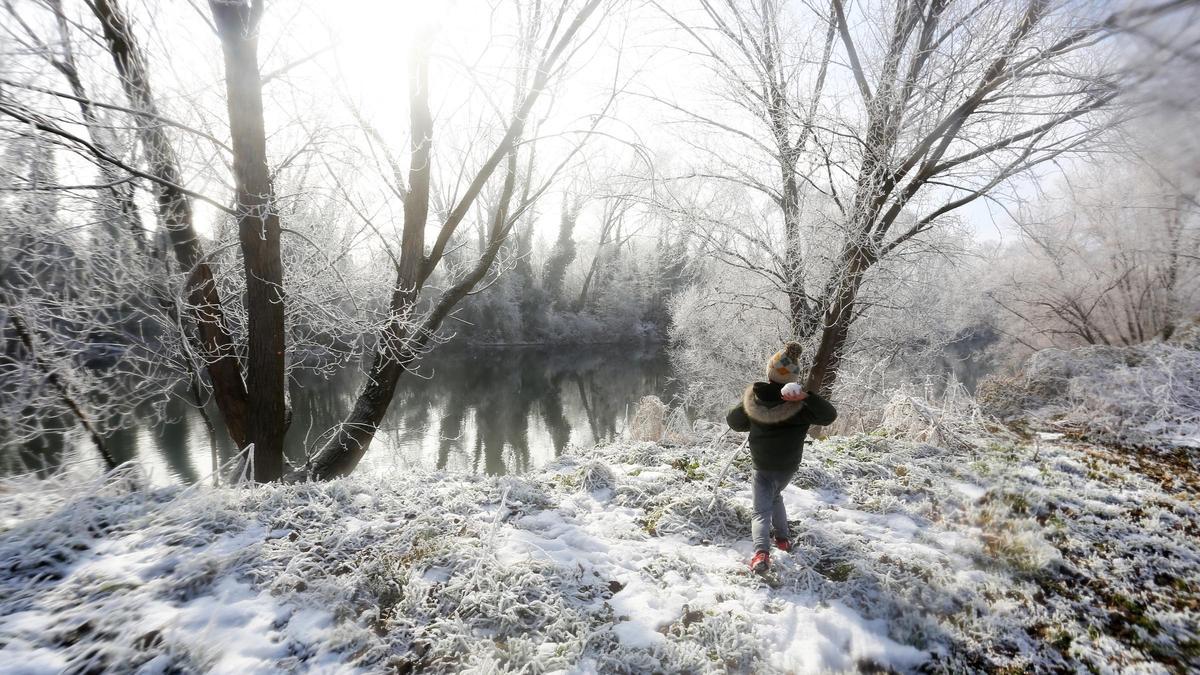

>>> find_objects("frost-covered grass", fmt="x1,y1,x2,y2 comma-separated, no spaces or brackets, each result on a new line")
2,418,1198,673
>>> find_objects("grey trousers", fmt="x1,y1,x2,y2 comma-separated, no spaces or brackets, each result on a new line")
752,469,795,552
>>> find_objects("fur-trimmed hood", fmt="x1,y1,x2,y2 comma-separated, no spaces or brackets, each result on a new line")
742,383,804,425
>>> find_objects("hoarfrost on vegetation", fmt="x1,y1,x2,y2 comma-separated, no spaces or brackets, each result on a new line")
628,395,692,444
2,398,1198,672
879,383,982,452
978,343,1200,455
629,395,667,442
578,459,616,493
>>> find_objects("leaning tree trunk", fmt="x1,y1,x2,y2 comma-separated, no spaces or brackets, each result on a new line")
804,245,871,396
305,41,435,480
211,0,287,481
306,0,605,480
307,143,522,480
89,0,250,449
47,0,147,251
2,301,116,471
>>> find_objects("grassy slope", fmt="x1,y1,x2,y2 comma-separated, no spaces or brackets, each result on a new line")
0,419,1197,673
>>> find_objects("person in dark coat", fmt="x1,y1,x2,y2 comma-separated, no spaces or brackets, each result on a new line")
726,342,837,572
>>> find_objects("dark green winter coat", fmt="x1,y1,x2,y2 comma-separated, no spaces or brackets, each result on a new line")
726,382,838,472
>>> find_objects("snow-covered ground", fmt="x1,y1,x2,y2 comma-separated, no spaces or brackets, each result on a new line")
1,418,1198,673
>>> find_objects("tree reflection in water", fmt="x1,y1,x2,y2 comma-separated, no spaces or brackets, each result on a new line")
365,344,678,476
9,345,678,482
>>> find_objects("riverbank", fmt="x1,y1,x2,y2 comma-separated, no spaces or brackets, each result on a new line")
2,410,1197,673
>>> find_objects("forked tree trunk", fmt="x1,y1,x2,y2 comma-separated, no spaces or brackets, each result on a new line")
307,0,605,480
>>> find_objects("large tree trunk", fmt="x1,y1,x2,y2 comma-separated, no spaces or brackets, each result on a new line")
805,245,871,395
804,282,856,396
211,0,287,481
89,0,249,449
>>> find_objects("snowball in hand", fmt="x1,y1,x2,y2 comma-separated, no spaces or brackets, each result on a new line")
781,382,803,398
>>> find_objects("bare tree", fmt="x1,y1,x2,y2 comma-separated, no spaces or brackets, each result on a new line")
307,0,612,478
574,192,639,313
2,0,146,249
86,0,253,453
0,131,177,472
543,195,582,307
1,0,617,481
653,0,1198,393
991,163,1200,349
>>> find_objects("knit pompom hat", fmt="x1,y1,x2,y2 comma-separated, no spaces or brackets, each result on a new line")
766,342,803,384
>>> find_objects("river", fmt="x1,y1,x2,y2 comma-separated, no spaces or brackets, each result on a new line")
9,344,679,484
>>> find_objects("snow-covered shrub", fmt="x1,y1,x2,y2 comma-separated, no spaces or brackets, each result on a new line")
629,395,667,442
791,462,843,491
1169,317,1200,350
662,405,696,444
614,473,676,512
974,372,1027,421
579,460,617,492
496,475,553,510
649,493,750,543
1061,345,1200,450
980,343,1200,452
667,277,789,416
976,346,1118,420
604,440,666,466
879,387,982,451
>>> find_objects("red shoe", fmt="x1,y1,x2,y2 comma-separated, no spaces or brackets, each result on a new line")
773,537,792,552
750,551,770,572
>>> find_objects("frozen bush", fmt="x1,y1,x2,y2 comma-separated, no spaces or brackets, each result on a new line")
579,460,617,493
791,463,843,491
629,395,667,442
650,493,750,543
975,372,1026,421
604,440,666,466
662,406,696,444
879,389,982,451
977,346,1128,421
1168,317,1200,350
496,475,553,510
982,343,1200,452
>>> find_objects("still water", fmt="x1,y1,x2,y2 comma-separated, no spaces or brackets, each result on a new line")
13,345,679,484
